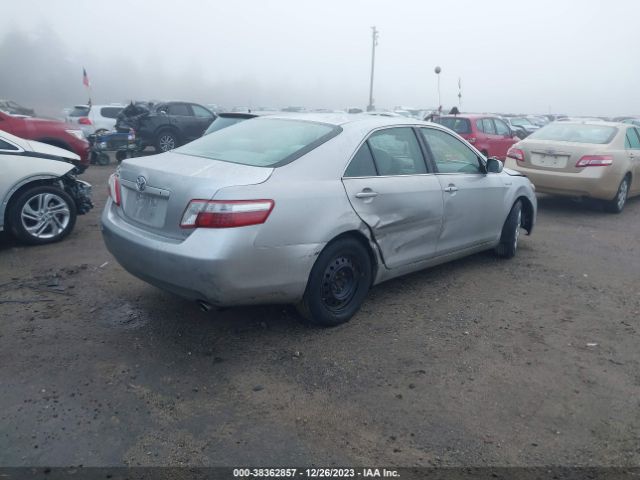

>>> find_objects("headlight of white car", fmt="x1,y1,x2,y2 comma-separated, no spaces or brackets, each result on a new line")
65,129,85,140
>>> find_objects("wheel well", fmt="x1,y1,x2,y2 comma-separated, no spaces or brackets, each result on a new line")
517,196,534,234
3,178,61,230
155,126,180,141
325,230,379,284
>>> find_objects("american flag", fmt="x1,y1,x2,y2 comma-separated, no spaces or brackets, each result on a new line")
82,68,90,88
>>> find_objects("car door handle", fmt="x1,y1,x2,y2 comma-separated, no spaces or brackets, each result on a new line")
355,190,378,199
444,185,459,193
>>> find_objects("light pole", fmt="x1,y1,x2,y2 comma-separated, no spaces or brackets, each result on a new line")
367,26,379,112
434,66,442,113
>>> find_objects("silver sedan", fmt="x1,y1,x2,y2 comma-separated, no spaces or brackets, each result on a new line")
101,114,536,326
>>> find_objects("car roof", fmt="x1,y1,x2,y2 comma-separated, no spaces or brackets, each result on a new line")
551,120,625,127
255,112,434,128
437,114,492,119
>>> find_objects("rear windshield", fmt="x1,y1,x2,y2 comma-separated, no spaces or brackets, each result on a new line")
510,118,533,126
435,117,471,134
69,106,90,117
177,118,341,167
204,116,250,135
528,123,618,144
100,106,123,119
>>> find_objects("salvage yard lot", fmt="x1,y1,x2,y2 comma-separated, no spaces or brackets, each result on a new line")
0,164,639,466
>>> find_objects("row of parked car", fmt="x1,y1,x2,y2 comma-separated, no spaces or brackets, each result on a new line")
2,97,639,325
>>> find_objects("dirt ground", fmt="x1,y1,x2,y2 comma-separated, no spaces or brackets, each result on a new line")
0,163,639,467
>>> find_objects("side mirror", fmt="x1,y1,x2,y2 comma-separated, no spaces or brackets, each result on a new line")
486,157,503,173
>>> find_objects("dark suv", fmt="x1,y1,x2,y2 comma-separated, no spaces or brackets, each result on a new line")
116,101,215,152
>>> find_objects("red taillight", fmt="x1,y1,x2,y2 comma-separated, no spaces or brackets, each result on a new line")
78,117,92,125
507,148,525,163
575,155,613,167
108,174,121,206
180,200,274,229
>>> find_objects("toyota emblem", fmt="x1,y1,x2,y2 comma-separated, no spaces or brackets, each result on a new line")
136,176,147,191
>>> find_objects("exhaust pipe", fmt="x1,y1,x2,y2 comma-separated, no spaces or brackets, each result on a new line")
197,300,213,312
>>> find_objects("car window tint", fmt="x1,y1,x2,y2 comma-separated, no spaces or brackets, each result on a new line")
100,107,122,119
481,118,496,134
368,128,427,176
420,128,482,174
476,119,484,133
0,138,19,151
435,117,471,134
626,128,640,149
69,106,90,117
167,104,191,116
494,119,510,135
344,143,377,177
192,105,214,118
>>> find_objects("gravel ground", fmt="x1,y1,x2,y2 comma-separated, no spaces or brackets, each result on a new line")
0,163,639,467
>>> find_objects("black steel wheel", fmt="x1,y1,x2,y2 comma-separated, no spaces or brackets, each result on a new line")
297,237,372,326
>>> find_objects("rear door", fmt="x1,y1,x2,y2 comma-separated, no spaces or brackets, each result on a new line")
625,128,640,194
419,127,506,254
342,127,444,269
478,118,501,158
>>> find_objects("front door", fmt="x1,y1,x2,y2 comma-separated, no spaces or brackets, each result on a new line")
342,127,444,269
419,127,507,255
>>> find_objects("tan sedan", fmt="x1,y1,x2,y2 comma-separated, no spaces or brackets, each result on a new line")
504,121,640,213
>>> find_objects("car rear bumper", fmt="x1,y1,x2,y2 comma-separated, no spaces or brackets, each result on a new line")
504,159,622,200
101,200,321,306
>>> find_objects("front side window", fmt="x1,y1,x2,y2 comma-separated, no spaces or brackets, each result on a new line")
420,128,482,174
626,128,640,149
176,118,339,167
167,103,191,116
481,118,496,135
344,143,377,177
192,105,214,118
367,128,427,176
494,119,510,135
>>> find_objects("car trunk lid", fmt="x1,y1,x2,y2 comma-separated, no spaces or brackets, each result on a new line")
116,151,273,239
518,139,608,173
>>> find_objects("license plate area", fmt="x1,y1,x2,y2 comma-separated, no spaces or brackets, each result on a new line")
530,153,568,168
122,188,169,228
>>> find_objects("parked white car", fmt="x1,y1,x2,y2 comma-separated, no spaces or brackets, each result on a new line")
0,130,93,244
66,104,124,137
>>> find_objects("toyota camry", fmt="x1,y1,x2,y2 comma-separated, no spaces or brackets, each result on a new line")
101,114,536,326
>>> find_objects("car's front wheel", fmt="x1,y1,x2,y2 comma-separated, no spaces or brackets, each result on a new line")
297,237,373,326
495,200,522,259
8,186,77,245
603,175,630,214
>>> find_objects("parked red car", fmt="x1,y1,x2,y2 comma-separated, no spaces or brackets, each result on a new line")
434,114,519,160
0,110,90,172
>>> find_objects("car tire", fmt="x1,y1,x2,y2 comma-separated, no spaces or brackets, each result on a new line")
8,185,77,245
115,150,128,163
603,176,630,214
297,237,372,327
495,200,522,259
155,130,179,152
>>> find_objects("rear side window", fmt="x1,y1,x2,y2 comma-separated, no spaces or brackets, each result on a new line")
626,128,640,149
100,107,122,119
176,118,340,167
69,106,90,117
529,124,618,144
435,117,471,134
344,143,377,177
0,138,19,151
368,128,427,176
192,105,214,118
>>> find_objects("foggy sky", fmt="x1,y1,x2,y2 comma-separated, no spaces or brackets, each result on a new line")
1,0,639,117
